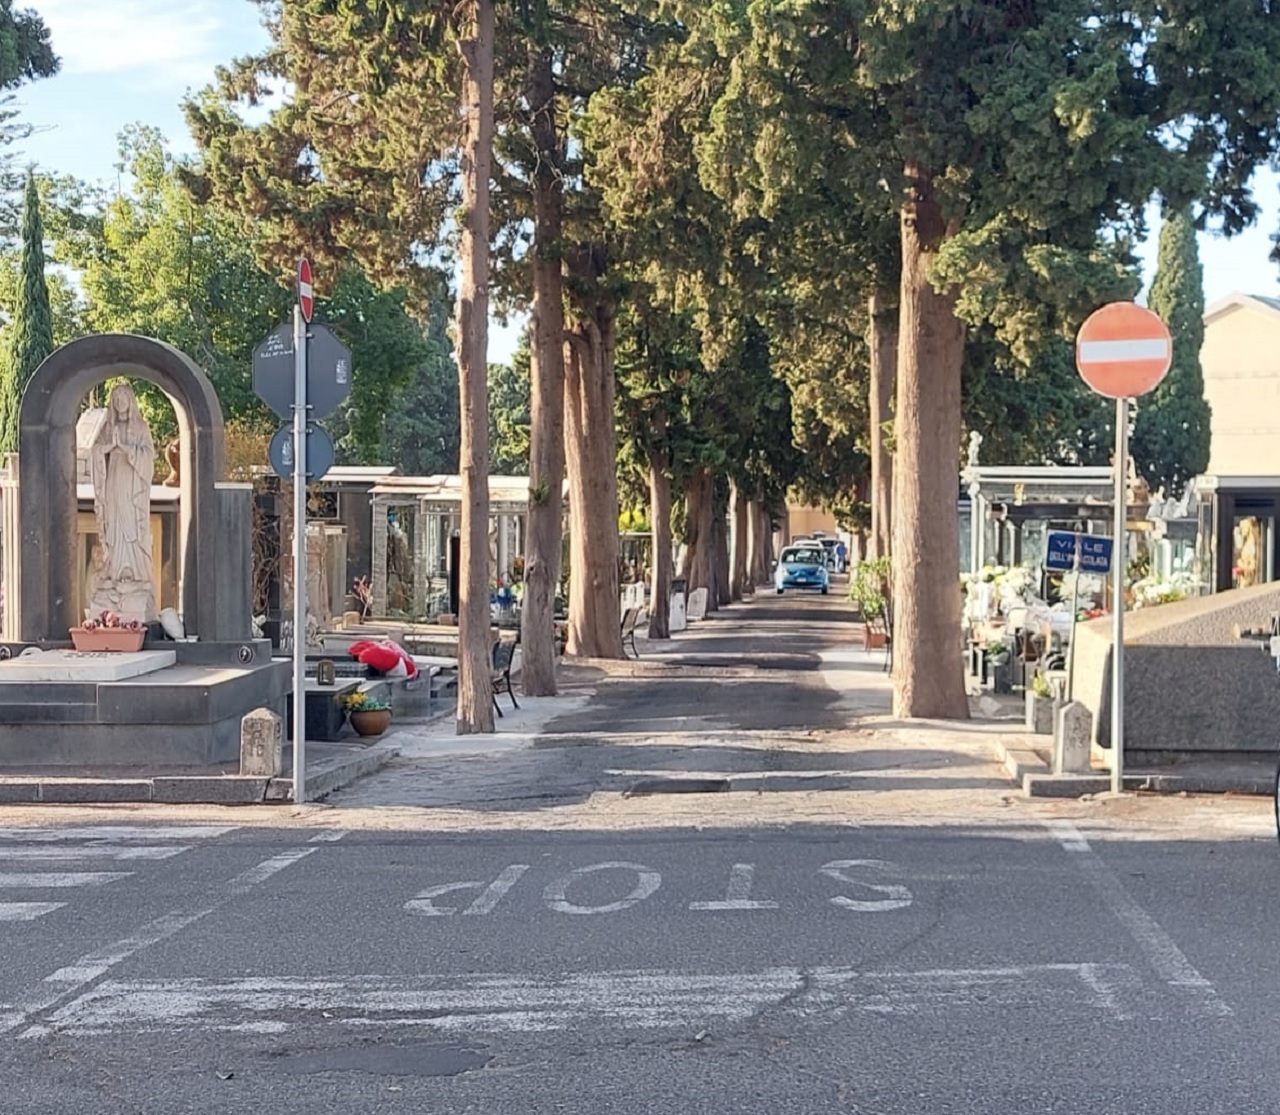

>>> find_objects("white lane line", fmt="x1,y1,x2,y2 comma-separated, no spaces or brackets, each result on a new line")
1044,821,1231,1016
0,873,131,889
0,847,187,862
225,847,317,894
33,963,1142,1037
0,903,65,922
0,842,318,1038
43,910,213,985
307,831,349,843
0,827,236,843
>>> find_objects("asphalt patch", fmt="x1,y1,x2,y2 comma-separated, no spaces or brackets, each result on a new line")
623,777,731,796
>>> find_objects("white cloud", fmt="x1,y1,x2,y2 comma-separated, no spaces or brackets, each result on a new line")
33,0,236,88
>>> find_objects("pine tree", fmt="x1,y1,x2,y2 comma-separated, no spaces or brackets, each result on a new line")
0,169,51,453
1134,210,1212,497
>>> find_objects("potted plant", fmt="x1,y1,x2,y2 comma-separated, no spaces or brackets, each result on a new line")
1025,670,1055,735
70,611,146,653
345,691,392,737
849,558,891,648
985,637,1013,695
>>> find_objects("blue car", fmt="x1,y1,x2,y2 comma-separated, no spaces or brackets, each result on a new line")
774,545,830,595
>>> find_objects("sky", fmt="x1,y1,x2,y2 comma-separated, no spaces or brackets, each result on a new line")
11,0,1280,363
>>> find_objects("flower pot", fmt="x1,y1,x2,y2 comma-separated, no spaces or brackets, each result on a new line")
69,627,145,653
863,623,887,649
349,708,391,737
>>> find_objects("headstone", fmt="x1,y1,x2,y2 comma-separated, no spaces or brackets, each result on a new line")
0,649,175,683
1025,691,1054,735
687,587,709,621
240,708,283,777
1054,701,1092,774
669,591,687,633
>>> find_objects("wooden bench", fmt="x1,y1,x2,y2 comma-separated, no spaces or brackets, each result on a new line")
492,636,519,716
620,607,641,659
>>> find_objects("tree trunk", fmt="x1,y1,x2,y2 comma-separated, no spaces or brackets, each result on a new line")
563,248,622,658
892,165,969,720
868,289,898,561
453,0,496,734
680,467,713,596
647,447,672,639
711,507,731,609
521,44,565,698
748,501,771,586
730,482,748,600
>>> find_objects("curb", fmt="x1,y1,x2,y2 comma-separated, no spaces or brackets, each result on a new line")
267,742,401,802
0,743,400,806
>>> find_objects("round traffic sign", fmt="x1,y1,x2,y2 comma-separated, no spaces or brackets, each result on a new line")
298,257,313,323
1075,302,1172,398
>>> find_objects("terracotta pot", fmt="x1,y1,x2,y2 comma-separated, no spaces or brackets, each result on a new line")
349,708,391,737
864,624,887,650
69,627,145,653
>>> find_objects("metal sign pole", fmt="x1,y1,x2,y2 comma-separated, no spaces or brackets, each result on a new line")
1111,397,1128,796
292,303,308,805
1065,538,1082,702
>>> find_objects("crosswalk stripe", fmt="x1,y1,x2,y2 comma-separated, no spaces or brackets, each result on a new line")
0,827,235,843
0,847,186,863
0,873,131,888
0,903,65,922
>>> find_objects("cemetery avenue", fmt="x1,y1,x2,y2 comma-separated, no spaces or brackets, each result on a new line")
1,592,1278,1114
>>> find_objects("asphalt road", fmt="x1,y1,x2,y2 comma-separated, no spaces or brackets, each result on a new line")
2,822,1279,1113
1,592,1279,1112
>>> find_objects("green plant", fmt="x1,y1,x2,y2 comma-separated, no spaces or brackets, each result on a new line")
344,691,390,712
849,557,891,621
985,638,1010,664
1030,671,1053,699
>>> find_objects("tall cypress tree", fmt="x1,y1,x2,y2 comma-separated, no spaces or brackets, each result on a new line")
0,169,51,454
1134,210,1212,497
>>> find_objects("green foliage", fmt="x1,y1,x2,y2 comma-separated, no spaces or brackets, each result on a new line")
488,337,530,475
0,169,51,452
1132,210,1211,497
0,0,56,239
49,127,433,461
381,300,460,476
849,557,891,622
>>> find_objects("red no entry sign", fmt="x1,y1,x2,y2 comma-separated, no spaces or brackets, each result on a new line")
298,257,313,323
1075,302,1172,398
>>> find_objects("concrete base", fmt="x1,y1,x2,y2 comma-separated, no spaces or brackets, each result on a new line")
0,649,176,682
0,652,291,767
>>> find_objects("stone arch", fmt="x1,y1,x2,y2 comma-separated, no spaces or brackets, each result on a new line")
18,334,230,642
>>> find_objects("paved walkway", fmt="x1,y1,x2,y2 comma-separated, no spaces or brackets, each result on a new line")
322,593,1080,819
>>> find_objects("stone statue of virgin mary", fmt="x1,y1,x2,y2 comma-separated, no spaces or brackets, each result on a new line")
88,383,156,623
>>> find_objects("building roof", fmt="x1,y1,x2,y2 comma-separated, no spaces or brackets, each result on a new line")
1204,291,1280,325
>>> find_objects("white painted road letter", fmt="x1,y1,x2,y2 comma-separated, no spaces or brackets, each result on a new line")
405,865,530,916
690,863,779,911
819,860,913,912
544,862,662,915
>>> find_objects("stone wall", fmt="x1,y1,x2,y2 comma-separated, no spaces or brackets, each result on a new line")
1072,580,1280,760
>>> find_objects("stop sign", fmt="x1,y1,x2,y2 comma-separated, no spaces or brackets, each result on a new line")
1075,302,1172,398
298,258,313,323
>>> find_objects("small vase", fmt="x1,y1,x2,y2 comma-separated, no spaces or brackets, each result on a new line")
349,708,391,737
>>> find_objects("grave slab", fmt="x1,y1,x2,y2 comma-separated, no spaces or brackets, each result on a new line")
0,649,176,683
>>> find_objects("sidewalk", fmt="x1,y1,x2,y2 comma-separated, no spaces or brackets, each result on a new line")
0,738,400,805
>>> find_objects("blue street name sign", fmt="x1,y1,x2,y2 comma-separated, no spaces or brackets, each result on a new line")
1045,531,1113,575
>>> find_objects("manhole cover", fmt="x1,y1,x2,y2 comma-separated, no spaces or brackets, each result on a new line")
273,1043,490,1078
